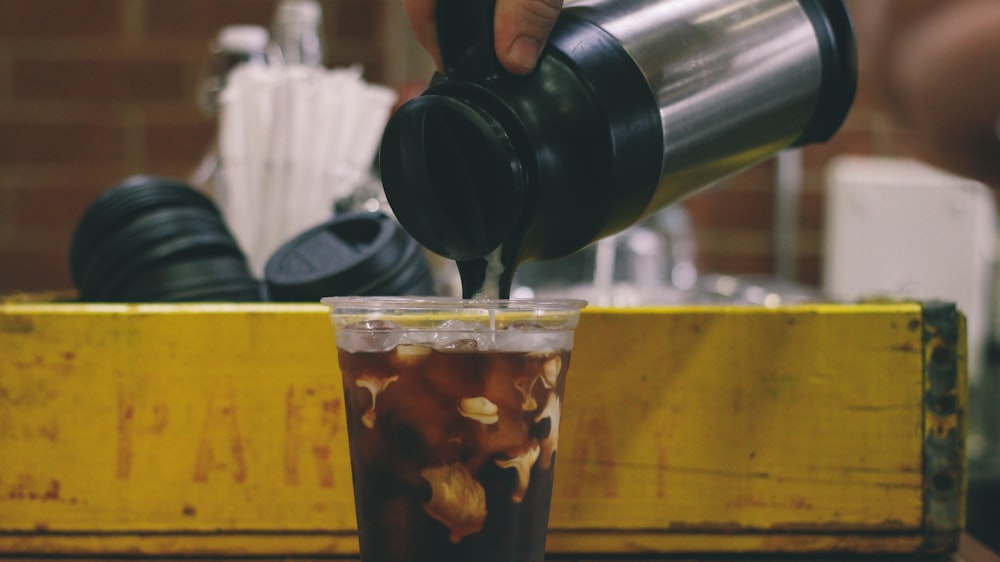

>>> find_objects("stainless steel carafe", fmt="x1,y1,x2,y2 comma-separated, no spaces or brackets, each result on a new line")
379,0,857,296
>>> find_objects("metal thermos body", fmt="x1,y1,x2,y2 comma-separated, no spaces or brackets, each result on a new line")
379,0,856,290
569,0,840,213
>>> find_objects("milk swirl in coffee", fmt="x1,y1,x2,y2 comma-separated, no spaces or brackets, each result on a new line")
337,313,573,562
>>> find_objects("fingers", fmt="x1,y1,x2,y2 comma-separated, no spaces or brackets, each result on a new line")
494,0,563,74
402,0,562,75
402,0,443,71
857,0,956,122
891,1,1000,185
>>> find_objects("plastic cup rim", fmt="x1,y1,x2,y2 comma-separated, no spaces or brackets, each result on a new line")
321,295,588,313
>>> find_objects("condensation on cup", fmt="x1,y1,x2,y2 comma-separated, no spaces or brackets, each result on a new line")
324,297,586,562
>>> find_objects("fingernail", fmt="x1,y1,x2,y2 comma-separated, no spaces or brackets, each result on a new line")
507,36,541,73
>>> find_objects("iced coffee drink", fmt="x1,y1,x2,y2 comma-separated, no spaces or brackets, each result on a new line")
324,297,585,562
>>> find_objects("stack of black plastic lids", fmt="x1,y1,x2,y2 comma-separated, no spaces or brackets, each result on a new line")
264,211,435,302
70,175,261,302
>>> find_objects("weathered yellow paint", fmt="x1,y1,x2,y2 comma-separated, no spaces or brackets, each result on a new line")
553,306,925,532
0,303,957,556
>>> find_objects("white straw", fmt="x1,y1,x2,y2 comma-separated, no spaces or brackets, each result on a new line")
215,62,398,276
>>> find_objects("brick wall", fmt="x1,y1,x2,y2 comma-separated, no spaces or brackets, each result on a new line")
0,0,391,294
692,0,1000,288
684,98,890,286
0,0,933,294
682,0,923,286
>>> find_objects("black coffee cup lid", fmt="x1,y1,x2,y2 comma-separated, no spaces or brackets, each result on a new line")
355,235,432,296
120,255,254,301
70,175,223,287
265,212,433,301
78,207,234,296
93,231,245,301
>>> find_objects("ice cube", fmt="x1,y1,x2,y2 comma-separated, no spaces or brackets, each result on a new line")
436,319,486,332
337,319,404,352
506,320,547,331
358,319,400,331
440,338,480,351
423,319,494,351
494,326,572,352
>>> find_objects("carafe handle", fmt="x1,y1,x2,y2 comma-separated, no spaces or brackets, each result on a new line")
437,0,502,80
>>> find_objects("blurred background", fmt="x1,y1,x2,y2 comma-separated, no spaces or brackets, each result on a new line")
0,0,944,294
0,0,997,548
0,0,407,291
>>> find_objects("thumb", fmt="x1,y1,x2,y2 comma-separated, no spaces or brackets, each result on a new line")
494,0,563,75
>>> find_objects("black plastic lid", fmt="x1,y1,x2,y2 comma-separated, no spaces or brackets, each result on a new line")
70,175,222,286
95,231,245,301
155,283,263,303
69,175,255,302
121,255,255,302
379,0,662,278
79,206,233,296
354,234,434,296
795,0,858,146
379,94,525,261
264,212,433,301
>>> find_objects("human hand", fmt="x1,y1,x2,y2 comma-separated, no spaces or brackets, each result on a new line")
858,0,1000,186
402,0,563,75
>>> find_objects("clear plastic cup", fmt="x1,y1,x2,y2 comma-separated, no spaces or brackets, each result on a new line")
323,297,586,562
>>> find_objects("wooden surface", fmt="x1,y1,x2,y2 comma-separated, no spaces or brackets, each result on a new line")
0,303,964,556
0,533,992,560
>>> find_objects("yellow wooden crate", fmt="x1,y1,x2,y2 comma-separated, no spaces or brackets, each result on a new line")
0,302,965,557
